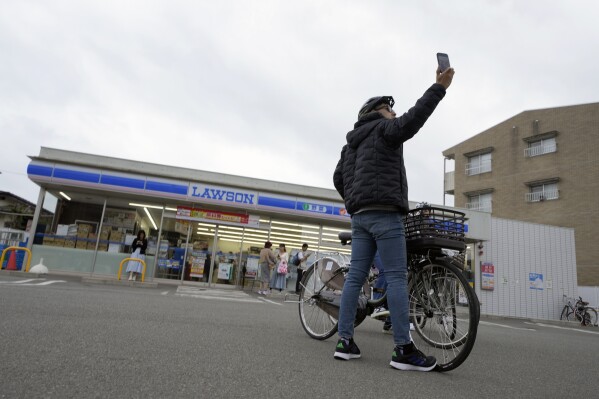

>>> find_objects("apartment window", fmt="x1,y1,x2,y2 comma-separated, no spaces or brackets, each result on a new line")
466,193,492,212
526,182,559,202
466,153,492,176
524,137,556,157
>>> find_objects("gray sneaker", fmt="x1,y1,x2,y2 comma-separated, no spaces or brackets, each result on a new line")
371,306,390,319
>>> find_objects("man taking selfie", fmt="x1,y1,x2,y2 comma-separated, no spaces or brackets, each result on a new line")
332,63,455,371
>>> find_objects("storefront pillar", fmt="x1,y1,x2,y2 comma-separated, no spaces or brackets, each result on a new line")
153,206,166,280
207,225,219,287
26,187,46,254
90,198,107,276
180,221,192,283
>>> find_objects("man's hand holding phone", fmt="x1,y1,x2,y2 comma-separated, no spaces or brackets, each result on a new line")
436,67,455,90
436,53,454,90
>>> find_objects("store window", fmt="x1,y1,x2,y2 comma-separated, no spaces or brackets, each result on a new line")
36,190,105,273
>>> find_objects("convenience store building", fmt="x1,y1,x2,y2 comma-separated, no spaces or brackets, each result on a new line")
23,147,579,322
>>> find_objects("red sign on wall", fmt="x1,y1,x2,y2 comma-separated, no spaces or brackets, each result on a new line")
481,262,495,291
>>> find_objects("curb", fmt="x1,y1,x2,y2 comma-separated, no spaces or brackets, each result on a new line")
0,270,45,278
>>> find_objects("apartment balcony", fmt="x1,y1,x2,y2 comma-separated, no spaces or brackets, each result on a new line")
525,190,559,202
465,201,492,213
524,143,557,157
444,171,455,194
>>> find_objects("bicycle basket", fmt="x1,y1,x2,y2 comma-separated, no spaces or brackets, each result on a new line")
404,206,466,252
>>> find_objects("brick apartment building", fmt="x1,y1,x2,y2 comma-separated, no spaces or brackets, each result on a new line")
442,102,599,286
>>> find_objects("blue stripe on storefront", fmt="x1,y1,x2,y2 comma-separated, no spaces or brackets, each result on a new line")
27,164,53,177
53,168,100,183
100,174,145,189
145,180,188,195
257,196,296,210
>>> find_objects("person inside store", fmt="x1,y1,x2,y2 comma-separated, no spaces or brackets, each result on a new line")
295,243,311,294
270,243,288,293
258,241,276,295
332,63,454,371
203,254,211,282
126,230,148,281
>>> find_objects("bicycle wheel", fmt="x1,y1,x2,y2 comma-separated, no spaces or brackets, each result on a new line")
582,308,598,326
409,261,480,372
566,310,581,323
298,265,339,340
559,306,569,321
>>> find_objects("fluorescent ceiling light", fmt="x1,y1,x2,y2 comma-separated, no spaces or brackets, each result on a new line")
129,203,177,211
271,220,320,229
59,192,71,201
144,207,158,230
197,222,217,227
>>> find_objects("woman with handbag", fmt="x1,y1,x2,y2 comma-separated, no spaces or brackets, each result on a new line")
126,230,147,281
270,243,288,293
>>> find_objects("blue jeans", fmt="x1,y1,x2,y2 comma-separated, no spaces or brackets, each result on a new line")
338,211,410,346
372,253,387,301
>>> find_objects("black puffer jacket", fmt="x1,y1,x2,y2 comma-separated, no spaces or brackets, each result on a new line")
333,83,446,215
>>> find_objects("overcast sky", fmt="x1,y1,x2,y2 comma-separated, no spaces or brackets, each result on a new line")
1,0,598,211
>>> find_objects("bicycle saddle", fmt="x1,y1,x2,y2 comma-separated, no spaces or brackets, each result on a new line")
338,231,352,245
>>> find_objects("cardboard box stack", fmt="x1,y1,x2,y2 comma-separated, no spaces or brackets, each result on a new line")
87,234,97,250
110,230,123,243
98,226,111,251
75,223,93,250
64,237,76,248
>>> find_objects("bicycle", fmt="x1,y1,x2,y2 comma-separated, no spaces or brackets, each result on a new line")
560,295,598,326
296,205,480,372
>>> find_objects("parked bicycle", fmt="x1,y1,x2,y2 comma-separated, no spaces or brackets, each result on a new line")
295,205,480,372
560,295,598,326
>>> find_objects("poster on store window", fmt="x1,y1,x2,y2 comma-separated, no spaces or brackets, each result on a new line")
245,256,259,278
218,263,233,280
481,262,495,291
189,251,207,278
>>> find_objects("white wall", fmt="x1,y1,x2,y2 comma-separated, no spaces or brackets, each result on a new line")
477,218,577,320
578,286,599,310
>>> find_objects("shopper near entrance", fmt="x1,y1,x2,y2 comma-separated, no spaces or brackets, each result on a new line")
258,241,276,295
126,230,148,281
295,243,310,294
332,64,455,371
270,243,289,293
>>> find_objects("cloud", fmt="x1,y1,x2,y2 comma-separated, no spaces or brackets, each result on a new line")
1,0,598,209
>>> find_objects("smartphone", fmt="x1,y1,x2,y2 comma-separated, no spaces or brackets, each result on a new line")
437,53,450,72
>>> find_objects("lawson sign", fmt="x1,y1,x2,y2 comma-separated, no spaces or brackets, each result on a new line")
189,184,256,205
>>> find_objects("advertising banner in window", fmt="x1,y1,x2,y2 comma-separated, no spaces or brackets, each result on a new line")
176,206,260,228
481,262,495,291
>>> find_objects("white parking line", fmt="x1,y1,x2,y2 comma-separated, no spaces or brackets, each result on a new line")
258,297,283,306
176,293,262,304
0,279,37,284
0,279,66,286
524,322,599,335
480,321,536,331
20,280,66,286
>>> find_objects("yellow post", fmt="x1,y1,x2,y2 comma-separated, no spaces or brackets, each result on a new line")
118,257,147,283
0,246,33,272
